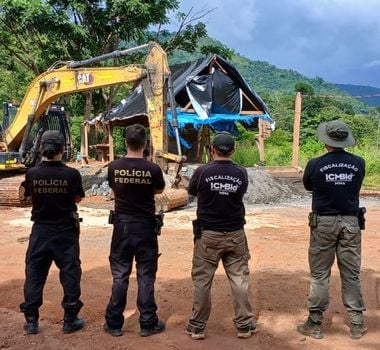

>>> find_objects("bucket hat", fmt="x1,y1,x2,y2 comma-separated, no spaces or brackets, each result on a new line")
317,120,355,148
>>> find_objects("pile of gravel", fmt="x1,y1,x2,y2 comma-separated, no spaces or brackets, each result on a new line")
78,163,306,205
244,168,304,204
77,165,109,197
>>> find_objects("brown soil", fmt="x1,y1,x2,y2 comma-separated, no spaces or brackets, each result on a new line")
1,198,380,350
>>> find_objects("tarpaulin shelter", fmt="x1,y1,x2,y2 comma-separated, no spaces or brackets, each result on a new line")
87,54,273,163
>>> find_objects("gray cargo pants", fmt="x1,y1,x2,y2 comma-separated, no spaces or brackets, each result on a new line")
188,229,254,330
308,215,365,324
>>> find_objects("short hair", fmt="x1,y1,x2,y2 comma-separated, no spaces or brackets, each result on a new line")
124,124,147,151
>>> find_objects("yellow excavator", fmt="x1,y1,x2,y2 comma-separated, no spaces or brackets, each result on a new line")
0,42,187,208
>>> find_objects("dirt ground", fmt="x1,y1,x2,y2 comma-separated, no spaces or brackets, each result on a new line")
0,197,379,350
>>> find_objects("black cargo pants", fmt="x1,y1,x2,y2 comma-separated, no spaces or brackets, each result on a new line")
105,218,159,330
20,222,83,319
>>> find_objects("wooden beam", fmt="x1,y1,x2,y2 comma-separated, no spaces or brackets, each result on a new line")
241,90,262,111
214,59,263,112
197,125,211,163
108,123,114,161
80,123,89,165
182,101,192,112
240,110,265,115
291,92,302,167
213,60,228,75
257,118,265,164
180,108,195,113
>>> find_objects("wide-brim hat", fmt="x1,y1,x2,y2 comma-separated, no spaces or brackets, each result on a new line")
317,120,355,148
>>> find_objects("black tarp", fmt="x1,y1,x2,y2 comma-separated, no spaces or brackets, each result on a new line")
99,54,272,127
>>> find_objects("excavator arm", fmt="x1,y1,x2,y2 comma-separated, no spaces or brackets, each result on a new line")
3,42,183,169
4,66,146,150
0,42,187,208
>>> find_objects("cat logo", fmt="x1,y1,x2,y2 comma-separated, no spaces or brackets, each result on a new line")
77,73,94,85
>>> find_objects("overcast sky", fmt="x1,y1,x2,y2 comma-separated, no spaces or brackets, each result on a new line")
171,0,380,88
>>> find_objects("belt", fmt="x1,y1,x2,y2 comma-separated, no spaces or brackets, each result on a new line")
201,226,243,233
113,213,153,223
317,211,358,216
114,213,133,221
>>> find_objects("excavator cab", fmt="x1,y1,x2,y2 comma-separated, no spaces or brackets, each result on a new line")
26,104,72,165
1,102,72,169
2,102,18,131
0,103,20,169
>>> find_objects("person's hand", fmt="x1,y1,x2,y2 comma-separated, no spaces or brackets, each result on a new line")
19,184,32,206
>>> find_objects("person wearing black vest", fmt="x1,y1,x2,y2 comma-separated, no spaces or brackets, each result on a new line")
185,132,255,340
20,130,85,335
297,120,367,340
104,124,166,338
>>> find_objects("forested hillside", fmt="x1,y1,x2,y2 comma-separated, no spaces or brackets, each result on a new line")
168,37,368,114
170,38,345,96
336,83,380,106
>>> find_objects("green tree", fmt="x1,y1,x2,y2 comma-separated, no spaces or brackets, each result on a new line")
0,0,182,73
261,91,294,132
341,115,378,145
295,82,314,95
0,1,216,116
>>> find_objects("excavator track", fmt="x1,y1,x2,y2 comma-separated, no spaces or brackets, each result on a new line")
0,173,188,210
0,173,31,207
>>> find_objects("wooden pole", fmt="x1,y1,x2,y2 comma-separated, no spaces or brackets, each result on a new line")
108,123,114,161
197,125,207,163
81,92,92,165
197,125,211,163
80,123,89,165
291,92,302,167
257,118,265,165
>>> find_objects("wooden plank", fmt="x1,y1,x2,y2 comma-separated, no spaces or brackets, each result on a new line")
240,110,265,115
181,101,192,112
241,90,262,111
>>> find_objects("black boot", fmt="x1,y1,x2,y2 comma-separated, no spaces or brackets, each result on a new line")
350,322,367,339
63,310,84,334
24,315,38,335
297,317,323,339
140,319,166,337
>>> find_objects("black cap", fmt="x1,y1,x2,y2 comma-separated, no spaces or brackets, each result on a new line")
212,132,235,154
41,130,65,146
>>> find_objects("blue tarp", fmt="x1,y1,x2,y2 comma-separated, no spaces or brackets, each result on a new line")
167,109,273,149
167,109,273,128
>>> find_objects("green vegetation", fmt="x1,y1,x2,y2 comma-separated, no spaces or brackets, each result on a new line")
0,1,378,189
230,114,379,188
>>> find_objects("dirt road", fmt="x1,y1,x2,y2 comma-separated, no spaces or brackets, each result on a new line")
0,198,379,350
